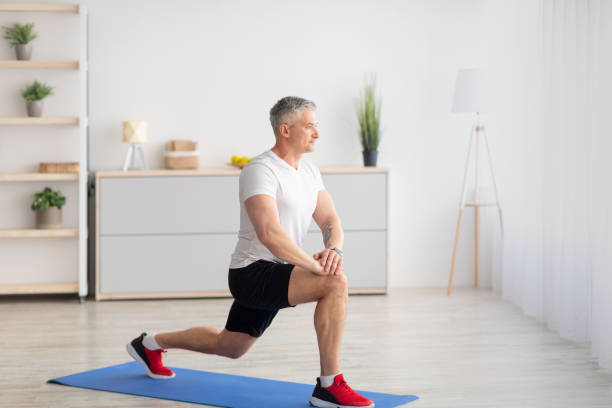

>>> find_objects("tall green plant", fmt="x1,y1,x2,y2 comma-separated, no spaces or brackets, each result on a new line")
2,23,38,46
357,77,381,151
31,187,66,211
22,80,54,102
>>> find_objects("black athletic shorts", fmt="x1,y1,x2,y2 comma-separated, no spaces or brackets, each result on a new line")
225,259,295,338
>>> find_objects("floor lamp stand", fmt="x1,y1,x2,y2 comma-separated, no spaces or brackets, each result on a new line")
448,115,503,295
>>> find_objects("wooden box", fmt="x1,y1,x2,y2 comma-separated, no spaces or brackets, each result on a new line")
39,162,79,173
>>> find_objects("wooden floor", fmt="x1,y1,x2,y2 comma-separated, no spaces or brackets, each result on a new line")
0,288,610,407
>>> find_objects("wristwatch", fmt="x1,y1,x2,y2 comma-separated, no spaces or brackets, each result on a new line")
331,247,343,257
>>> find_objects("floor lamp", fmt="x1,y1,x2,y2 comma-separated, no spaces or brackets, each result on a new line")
448,69,503,295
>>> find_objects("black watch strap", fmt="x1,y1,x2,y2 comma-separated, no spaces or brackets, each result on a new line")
331,247,343,257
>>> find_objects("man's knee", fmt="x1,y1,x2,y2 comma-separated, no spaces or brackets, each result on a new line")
327,273,348,298
224,348,248,359
218,342,252,359
216,330,256,359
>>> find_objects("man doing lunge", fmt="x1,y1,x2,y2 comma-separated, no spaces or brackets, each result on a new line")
127,96,374,408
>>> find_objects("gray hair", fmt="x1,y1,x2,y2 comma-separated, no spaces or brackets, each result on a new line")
269,96,316,137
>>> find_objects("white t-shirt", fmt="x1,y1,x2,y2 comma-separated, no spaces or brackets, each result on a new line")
229,149,325,269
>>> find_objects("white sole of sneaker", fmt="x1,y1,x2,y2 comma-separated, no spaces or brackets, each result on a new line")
309,396,375,408
126,343,175,380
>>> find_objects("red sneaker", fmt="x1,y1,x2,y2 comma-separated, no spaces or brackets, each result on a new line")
310,374,374,408
126,332,175,379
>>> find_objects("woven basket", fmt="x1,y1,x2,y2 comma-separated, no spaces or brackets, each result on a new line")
164,140,199,169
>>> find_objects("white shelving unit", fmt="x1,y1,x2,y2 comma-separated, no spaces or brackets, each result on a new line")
0,4,88,298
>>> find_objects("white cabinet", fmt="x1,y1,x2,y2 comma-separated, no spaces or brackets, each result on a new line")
100,176,239,235
95,168,388,300
100,234,235,294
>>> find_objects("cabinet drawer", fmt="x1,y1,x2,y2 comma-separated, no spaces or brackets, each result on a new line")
100,176,239,235
302,230,387,289
310,173,387,231
100,234,235,294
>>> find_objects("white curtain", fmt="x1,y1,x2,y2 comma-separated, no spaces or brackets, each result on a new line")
488,0,612,370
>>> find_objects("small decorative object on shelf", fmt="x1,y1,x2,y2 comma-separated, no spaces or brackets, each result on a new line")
2,22,38,61
39,162,79,173
227,155,251,169
31,187,66,229
21,80,54,117
357,75,381,167
164,140,199,169
122,120,148,171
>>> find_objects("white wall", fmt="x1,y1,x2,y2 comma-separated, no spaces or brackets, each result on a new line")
1,0,509,288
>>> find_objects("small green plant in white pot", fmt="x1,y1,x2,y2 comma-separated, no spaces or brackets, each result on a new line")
22,80,54,117
2,22,38,60
357,76,382,167
31,187,66,229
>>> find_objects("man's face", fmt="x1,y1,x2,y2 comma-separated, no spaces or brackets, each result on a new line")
287,109,319,153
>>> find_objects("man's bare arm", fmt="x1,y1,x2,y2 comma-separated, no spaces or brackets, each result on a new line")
312,190,344,274
322,218,343,250
245,194,325,275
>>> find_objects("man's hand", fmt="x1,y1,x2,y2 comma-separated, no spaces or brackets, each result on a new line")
309,260,327,275
313,248,343,275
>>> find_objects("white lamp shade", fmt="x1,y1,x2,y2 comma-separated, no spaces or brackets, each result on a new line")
452,69,485,113
122,120,148,143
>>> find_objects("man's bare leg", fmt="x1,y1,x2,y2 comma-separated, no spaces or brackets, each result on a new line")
155,328,257,359
287,266,348,376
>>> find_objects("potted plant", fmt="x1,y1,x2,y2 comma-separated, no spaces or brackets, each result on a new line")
21,80,54,117
2,22,38,61
357,76,381,166
31,187,66,229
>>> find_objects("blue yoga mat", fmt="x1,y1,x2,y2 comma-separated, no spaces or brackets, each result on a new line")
49,362,418,408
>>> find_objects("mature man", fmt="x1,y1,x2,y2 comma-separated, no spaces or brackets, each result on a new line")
127,96,374,408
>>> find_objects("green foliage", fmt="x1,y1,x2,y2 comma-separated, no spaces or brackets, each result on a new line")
31,187,66,211
357,76,381,151
21,80,54,102
2,22,38,46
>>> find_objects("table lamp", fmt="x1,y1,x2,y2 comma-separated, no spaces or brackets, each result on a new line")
122,120,148,171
